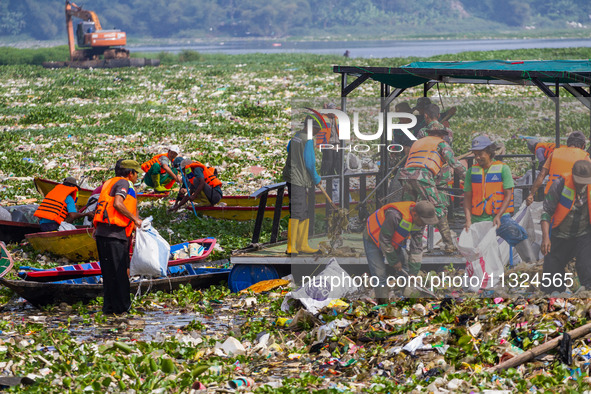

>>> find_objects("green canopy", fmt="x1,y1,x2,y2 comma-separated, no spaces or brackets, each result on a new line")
334,60,591,89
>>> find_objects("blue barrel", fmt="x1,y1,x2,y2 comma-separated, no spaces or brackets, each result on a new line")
228,264,279,293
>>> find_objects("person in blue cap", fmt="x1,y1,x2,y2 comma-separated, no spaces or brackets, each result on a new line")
464,135,536,262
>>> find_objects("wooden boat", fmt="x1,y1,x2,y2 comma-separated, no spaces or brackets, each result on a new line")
34,177,170,207
0,267,230,308
0,220,42,244
35,177,372,210
0,242,14,278
25,227,97,262
216,188,369,207
18,238,216,282
188,201,361,221
189,205,290,221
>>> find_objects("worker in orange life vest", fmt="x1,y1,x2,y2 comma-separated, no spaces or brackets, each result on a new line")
526,131,589,206
364,201,438,304
526,139,555,170
168,158,223,212
541,160,591,293
464,135,536,262
141,145,182,192
34,176,93,232
93,160,143,315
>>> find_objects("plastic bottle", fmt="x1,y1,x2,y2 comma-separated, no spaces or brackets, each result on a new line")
499,324,511,339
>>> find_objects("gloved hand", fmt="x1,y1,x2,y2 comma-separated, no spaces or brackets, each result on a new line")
151,174,169,193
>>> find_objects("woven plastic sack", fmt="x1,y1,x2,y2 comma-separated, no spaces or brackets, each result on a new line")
58,222,77,231
130,216,170,278
458,221,504,291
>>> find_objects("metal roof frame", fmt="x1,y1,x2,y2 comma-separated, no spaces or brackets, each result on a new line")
332,62,591,203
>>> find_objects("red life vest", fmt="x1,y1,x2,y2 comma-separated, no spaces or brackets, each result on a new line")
551,174,591,229
141,153,168,173
93,177,138,237
185,161,222,188
544,146,590,194
405,136,444,175
470,161,514,216
366,201,421,249
535,142,555,161
34,184,78,223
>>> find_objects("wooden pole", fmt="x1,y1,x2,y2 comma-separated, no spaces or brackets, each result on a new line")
487,321,591,373
318,184,338,210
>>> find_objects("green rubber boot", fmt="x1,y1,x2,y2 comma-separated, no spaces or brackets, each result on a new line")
151,174,169,193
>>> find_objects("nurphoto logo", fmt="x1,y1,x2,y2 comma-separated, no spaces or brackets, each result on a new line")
306,108,418,153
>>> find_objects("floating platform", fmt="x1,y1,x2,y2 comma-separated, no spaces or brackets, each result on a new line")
231,232,465,268
42,58,160,69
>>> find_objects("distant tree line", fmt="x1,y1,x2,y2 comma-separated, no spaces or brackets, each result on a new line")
1,0,590,40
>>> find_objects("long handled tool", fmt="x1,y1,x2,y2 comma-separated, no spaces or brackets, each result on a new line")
361,154,408,210
318,184,338,210
181,171,198,218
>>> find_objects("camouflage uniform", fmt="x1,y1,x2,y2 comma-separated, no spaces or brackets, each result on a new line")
399,139,465,257
399,141,464,215
416,120,453,145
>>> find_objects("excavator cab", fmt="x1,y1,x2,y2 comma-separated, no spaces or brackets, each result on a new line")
75,21,96,47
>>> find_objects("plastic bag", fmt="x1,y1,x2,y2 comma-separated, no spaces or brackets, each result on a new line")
496,215,528,246
130,216,170,278
497,202,539,265
6,204,39,223
458,221,504,291
281,258,358,315
58,221,77,231
0,206,11,221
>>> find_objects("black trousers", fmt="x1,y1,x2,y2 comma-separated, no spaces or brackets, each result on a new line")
543,232,591,293
187,183,222,205
96,236,131,314
287,183,314,221
40,222,59,232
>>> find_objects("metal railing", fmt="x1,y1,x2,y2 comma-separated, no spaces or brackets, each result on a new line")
248,153,536,248
248,170,380,245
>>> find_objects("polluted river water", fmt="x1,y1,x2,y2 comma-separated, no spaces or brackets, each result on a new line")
4,300,245,343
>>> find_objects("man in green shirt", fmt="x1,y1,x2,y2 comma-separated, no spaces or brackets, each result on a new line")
464,135,536,262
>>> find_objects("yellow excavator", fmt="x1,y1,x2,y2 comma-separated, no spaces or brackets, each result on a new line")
44,0,158,68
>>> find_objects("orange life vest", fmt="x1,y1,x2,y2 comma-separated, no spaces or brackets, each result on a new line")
34,184,78,224
93,177,138,237
470,161,514,216
551,174,591,229
535,142,555,161
141,153,168,173
544,146,590,194
366,201,421,249
314,114,333,147
185,161,222,188
405,136,444,175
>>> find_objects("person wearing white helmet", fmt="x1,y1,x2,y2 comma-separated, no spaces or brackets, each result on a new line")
141,145,182,192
